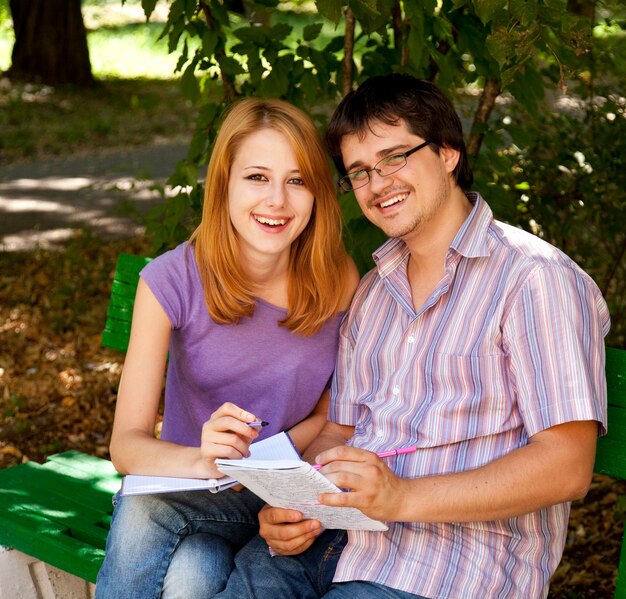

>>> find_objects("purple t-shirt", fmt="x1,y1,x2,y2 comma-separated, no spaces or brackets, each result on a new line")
140,242,344,446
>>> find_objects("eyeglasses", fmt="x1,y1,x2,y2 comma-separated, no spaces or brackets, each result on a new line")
338,141,431,192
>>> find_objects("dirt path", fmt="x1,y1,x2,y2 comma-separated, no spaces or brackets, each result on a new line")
0,140,195,251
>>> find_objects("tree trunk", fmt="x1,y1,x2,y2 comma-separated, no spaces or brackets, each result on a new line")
342,6,355,96
467,77,501,157
7,0,94,86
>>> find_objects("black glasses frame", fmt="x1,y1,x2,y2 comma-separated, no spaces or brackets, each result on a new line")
338,141,431,193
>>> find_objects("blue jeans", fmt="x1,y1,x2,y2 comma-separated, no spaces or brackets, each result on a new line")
215,531,427,599
95,488,264,599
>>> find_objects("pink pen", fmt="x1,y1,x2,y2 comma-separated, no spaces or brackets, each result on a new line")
312,445,417,470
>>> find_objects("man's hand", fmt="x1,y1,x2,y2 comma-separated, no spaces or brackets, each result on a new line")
316,445,408,522
258,505,324,556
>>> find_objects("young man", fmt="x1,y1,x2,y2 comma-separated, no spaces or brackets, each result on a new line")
215,74,610,599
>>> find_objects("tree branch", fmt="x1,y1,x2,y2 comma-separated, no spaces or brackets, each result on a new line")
342,5,355,96
467,77,501,157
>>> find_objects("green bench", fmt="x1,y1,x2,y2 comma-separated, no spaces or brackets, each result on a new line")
0,254,150,589
0,252,625,596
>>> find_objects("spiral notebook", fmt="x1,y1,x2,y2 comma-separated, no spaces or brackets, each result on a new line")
120,431,299,496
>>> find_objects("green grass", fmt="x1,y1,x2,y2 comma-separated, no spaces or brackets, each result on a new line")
0,79,195,164
0,1,197,164
89,22,179,79
0,19,12,72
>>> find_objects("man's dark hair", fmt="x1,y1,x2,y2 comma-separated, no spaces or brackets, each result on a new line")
325,74,473,190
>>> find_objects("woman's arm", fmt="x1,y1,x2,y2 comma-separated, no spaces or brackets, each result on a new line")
285,388,330,454
109,279,261,479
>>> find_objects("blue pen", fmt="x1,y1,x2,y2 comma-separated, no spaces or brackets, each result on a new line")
248,421,270,428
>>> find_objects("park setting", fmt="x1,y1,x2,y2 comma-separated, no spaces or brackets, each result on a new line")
1,0,626,597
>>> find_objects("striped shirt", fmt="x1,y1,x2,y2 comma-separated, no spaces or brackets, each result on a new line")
329,194,610,598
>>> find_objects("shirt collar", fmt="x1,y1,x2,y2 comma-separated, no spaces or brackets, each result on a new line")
450,192,492,259
372,192,493,277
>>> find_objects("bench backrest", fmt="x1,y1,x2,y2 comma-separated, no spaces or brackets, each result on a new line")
101,253,152,352
594,347,626,599
594,347,626,479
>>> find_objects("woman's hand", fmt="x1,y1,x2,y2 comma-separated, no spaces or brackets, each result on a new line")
198,402,262,477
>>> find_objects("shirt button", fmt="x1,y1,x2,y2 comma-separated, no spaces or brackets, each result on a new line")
407,336,415,344
392,386,400,395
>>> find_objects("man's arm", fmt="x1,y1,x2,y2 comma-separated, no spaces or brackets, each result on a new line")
257,421,354,556
316,420,598,523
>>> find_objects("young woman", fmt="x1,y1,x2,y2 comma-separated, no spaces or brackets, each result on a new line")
95,98,359,599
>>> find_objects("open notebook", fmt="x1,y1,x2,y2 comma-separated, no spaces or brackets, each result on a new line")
215,458,388,531
120,431,299,496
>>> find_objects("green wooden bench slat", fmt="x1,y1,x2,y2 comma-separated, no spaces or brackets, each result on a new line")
101,329,132,353
110,278,140,301
106,303,133,321
45,449,121,480
595,347,626,481
0,470,112,522
100,254,151,353
0,452,121,583
103,317,132,336
607,347,626,391
0,508,104,582
1,463,119,508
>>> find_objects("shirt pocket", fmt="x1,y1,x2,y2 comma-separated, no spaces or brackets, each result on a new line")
416,351,520,447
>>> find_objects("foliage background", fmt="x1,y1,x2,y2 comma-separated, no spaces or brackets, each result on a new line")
1,1,626,597
122,0,626,346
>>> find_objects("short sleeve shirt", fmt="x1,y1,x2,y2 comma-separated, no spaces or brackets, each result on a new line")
141,243,344,446
329,194,610,599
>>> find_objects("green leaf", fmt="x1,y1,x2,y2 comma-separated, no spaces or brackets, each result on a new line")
233,26,269,44
259,56,294,97
175,40,189,73
219,56,246,76
201,29,219,58
407,20,426,72
316,0,345,25
323,35,345,53
183,0,196,19
507,64,545,116
269,23,293,41
141,0,158,19
208,0,231,26
432,15,454,42
509,0,538,27
350,0,388,32
181,62,200,102
303,23,324,42
472,0,507,25
299,70,319,101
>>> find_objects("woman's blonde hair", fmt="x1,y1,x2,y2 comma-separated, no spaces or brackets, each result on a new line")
188,98,351,336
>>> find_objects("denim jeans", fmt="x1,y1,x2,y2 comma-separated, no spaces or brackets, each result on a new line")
95,488,264,599
215,530,426,599
214,529,347,599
